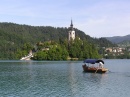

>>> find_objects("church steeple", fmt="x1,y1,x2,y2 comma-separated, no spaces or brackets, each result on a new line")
68,19,75,41
70,19,73,27
70,19,74,30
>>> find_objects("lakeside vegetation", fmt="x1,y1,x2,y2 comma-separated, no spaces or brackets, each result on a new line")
15,38,101,60
0,22,116,60
33,38,100,60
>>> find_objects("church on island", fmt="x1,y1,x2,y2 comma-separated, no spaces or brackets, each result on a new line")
20,20,76,60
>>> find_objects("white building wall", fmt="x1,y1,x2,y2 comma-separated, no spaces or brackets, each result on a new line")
69,30,75,41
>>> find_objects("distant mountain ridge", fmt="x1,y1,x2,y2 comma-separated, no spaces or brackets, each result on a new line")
105,34,130,44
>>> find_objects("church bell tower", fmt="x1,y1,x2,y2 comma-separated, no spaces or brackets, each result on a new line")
68,20,75,41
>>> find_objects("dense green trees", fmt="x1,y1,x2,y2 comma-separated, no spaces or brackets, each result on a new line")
32,42,69,60
31,38,100,60
68,38,100,59
0,22,116,59
15,43,33,59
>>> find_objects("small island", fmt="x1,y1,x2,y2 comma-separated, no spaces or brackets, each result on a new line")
19,20,100,60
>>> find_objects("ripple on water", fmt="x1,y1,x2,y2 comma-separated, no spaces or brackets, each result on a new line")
0,60,130,97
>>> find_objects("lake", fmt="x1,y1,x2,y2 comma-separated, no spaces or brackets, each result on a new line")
0,59,130,97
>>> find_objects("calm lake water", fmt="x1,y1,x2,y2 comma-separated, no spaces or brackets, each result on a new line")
0,59,130,97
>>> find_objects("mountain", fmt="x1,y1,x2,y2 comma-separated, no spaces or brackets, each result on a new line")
105,34,130,44
0,22,116,59
0,22,90,44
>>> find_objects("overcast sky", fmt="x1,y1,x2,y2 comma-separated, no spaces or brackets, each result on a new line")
0,0,130,38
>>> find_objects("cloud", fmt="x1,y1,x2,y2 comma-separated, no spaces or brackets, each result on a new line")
74,0,130,37
0,0,130,37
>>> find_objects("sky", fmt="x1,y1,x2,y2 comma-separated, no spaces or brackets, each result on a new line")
0,0,130,38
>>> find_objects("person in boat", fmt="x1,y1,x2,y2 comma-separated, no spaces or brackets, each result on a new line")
84,63,87,67
83,63,88,68
99,61,104,68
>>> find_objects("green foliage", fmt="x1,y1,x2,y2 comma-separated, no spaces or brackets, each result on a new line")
33,39,100,60
0,22,115,59
33,51,48,60
15,43,33,59
33,43,69,60
68,38,100,59
94,38,117,47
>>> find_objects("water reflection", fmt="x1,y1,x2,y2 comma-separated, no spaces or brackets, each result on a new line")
83,73,108,86
66,62,109,96
0,60,130,97
67,62,79,96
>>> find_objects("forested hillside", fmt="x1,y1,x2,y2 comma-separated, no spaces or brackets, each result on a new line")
0,22,116,59
105,34,130,44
